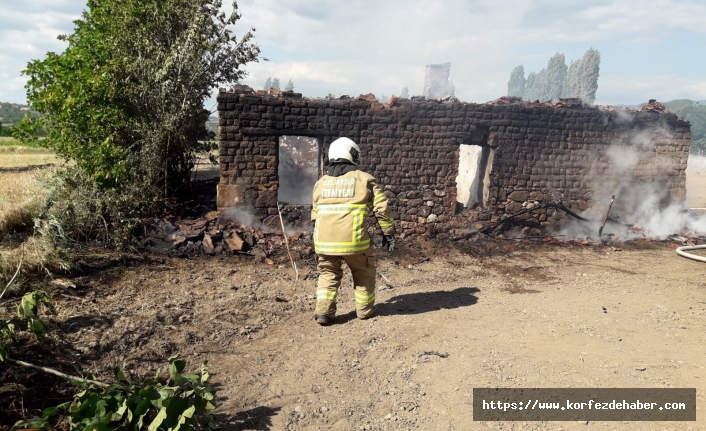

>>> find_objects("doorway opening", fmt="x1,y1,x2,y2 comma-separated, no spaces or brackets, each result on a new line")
456,144,494,210
278,136,320,204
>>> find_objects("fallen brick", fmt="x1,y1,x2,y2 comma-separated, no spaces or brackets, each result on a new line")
191,220,208,229
225,234,245,251
184,230,203,242
203,234,214,250
207,229,223,241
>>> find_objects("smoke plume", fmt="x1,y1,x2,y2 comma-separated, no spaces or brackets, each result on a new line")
560,113,706,239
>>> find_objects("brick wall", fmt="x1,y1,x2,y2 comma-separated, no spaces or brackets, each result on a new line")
217,90,691,238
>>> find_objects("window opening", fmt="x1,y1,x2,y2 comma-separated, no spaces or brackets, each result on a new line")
456,144,494,209
278,136,320,204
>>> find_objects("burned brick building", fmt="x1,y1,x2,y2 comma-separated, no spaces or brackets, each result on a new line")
216,89,691,238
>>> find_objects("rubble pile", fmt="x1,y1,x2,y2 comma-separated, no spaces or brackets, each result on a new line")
542,98,586,108
141,211,315,263
489,96,586,108
473,226,706,248
598,99,670,115
640,99,668,113
489,96,523,105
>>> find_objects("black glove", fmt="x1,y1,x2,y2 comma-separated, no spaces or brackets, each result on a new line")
382,234,395,252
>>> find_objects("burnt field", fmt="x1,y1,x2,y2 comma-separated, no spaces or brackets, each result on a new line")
2,236,706,430
1,150,705,430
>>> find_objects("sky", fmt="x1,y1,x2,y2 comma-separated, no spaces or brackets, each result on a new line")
1,0,706,110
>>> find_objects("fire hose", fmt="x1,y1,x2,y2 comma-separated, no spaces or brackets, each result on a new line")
676,245,706,263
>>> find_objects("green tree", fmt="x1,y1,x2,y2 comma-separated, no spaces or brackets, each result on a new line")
563,58,582,99
263,76,272,90
400,86,409,98
23,0,259,199
507,65,526,98
513,48,600,104
10,114,44,145
578,47,600,104
272,77,281,89
560,48,600,104
546,53,567,101
525,71,538,101
537,68,550,101
285,79,294,91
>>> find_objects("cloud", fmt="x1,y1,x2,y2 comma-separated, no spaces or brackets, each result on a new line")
0,2,79,102
3,0,706,106
598,75,706,105
234,0,706,103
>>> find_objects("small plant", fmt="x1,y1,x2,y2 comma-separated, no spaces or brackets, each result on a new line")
33,167,151,248
13,355,218,431
0,290,56,361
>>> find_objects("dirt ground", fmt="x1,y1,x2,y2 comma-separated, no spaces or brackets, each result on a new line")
1,153,705,430
25,238,702,431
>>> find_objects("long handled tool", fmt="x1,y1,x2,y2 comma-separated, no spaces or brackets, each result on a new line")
277,204,299,281
598,195,616,237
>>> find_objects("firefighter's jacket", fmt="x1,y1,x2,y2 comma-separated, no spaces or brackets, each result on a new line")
312,170,395,255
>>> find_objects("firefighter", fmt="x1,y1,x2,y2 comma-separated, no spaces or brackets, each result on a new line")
311,137,396,326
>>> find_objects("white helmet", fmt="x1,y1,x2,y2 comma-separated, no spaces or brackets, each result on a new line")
328,137,361,165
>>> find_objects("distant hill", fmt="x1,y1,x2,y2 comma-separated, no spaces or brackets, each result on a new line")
664,99,695,110
664,99,706,153
0,102,36,126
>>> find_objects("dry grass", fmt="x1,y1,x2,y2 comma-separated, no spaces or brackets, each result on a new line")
0,146,66,285
0,170,49,233
0,136,47,148
0,170,69,289
0,237,69,290
0,137,21,146
0,146,59,232
0,148,58,169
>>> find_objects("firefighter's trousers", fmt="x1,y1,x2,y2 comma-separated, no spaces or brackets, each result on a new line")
315,251,376,319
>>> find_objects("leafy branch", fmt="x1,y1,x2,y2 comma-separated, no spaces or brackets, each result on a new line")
13,355,217,431
0,290,56,362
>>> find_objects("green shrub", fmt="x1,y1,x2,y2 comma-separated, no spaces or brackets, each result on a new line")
13,356,217,431
20,0,259,246
34,168,157,248
0,290,56,361
23,0,258,197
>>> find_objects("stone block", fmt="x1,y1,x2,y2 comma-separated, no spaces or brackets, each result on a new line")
255,191,278,208
217,184,244,208
508,190,529,202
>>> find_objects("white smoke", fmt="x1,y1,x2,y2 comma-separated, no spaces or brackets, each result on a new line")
219,206,272,231
605,145,640,172
220,205,314,235
560,113,706,240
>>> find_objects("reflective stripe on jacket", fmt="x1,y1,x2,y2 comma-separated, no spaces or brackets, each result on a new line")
312,170,395,256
